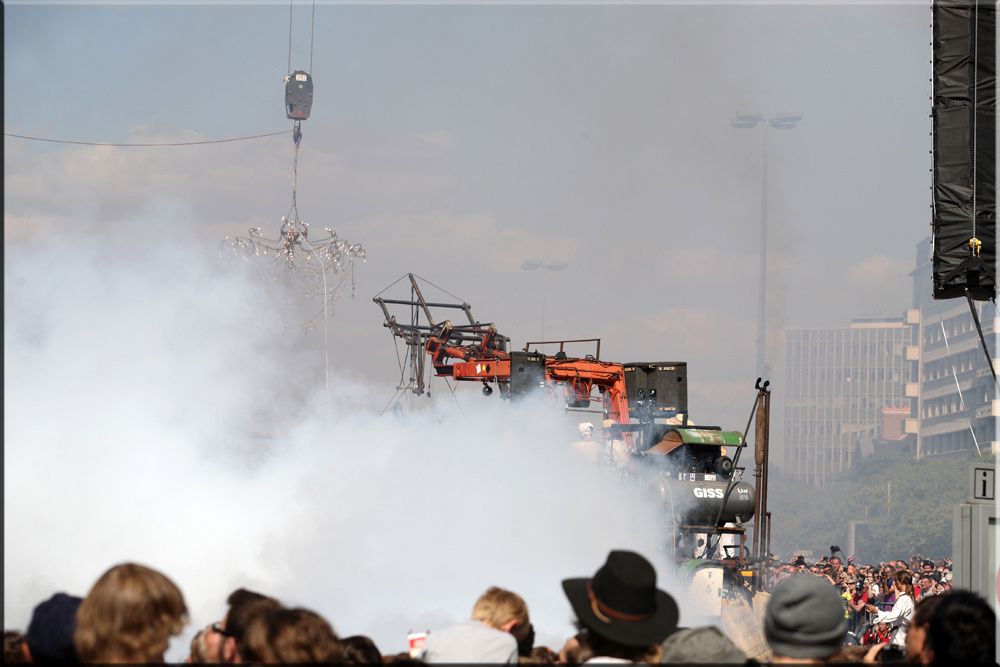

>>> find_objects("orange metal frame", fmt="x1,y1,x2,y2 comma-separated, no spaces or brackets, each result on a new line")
424,331,631,424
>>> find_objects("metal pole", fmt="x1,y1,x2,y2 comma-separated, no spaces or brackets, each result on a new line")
751,387,767,561
541,272,547,342
756,122,769,378
759,388,771,562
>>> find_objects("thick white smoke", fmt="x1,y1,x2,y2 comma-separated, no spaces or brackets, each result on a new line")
4,232,685,660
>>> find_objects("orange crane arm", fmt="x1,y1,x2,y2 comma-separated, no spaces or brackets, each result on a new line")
424,332,631,424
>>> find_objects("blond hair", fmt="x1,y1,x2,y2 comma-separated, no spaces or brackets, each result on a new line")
472,587,529,639
187,629,213,664
74,562,187,663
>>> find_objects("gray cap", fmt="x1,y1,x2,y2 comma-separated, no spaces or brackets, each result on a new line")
421,621,518,663
660,626,746,663
764,574,847,660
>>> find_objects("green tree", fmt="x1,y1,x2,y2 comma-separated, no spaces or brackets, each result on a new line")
766,451,986,563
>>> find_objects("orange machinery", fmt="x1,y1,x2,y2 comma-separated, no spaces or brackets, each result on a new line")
373,274,690,431
421,319,632,424
373,274,635,424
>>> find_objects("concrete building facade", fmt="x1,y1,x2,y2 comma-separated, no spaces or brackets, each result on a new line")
783,317,916,485
905,238,998,458
782,237,997,484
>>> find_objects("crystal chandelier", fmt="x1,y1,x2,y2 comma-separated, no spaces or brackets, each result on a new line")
223,217,366,331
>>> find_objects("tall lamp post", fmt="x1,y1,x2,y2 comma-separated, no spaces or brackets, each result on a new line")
521,259,568,341
731,112,803,379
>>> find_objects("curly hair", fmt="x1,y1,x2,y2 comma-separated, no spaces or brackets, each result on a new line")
73,563,187,663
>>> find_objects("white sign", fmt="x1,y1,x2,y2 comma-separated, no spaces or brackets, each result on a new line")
972,466,995,502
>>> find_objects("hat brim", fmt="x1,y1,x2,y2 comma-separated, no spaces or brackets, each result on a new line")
562,578,679,647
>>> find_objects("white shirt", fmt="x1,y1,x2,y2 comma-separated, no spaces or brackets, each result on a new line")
874,593,914,647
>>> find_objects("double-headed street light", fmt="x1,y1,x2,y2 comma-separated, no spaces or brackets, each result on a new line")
521,259,568,341
731,112,803,379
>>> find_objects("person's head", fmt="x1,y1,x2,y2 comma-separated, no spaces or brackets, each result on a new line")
74,562,187,663
826,644,870,663
187,629,215,664
524,645,558,663
925,590,996,664
339,635,382,664
763,574,846,663
905,594,943,664
578,422,595,440
893,570,915,600
3,631,30,664
200,623,225,663
659,626,745,663
562,550,678,662
219,590,282,663
472,587,531,651
241,607,343,663
26,592,82,663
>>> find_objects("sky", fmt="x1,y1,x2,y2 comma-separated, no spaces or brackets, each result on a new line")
4,0,936,657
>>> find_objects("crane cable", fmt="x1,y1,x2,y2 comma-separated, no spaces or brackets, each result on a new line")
3,129,290,147
970,0,979,248
287,0,317,77
284,0,317,224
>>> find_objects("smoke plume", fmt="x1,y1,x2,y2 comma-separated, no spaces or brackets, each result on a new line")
4,230,684,659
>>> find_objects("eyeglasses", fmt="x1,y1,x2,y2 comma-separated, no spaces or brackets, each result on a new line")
209,622,232,637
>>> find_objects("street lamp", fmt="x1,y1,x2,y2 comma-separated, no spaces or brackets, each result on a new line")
731,112,803,379
521,259,568,340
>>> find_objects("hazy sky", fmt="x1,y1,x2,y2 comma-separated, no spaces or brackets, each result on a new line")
5,2,932,425
5,0,935,653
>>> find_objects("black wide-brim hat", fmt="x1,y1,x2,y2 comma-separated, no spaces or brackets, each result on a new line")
562,550,679,648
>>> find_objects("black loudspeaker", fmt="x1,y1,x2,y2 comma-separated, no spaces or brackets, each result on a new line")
932,1,996,300
285,70,314,121
509,351,547,398
622,362,687,421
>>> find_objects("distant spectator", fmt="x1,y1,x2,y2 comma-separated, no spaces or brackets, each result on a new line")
830,556,843,578
865,571,914,647
471,587,532,656
25,592,82,663
847,578,869,637
216,588,282,663
242,607,344,663
763,574,847,663
340,634,382,664
659,626,745,663
3,631,30,664
903,594,942,664
562,550,679,663
925,590,996,664
74,562,187,663
572,422,601,463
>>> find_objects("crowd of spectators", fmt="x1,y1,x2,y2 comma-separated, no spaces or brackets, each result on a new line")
3,551,994,664
765,553,955,648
